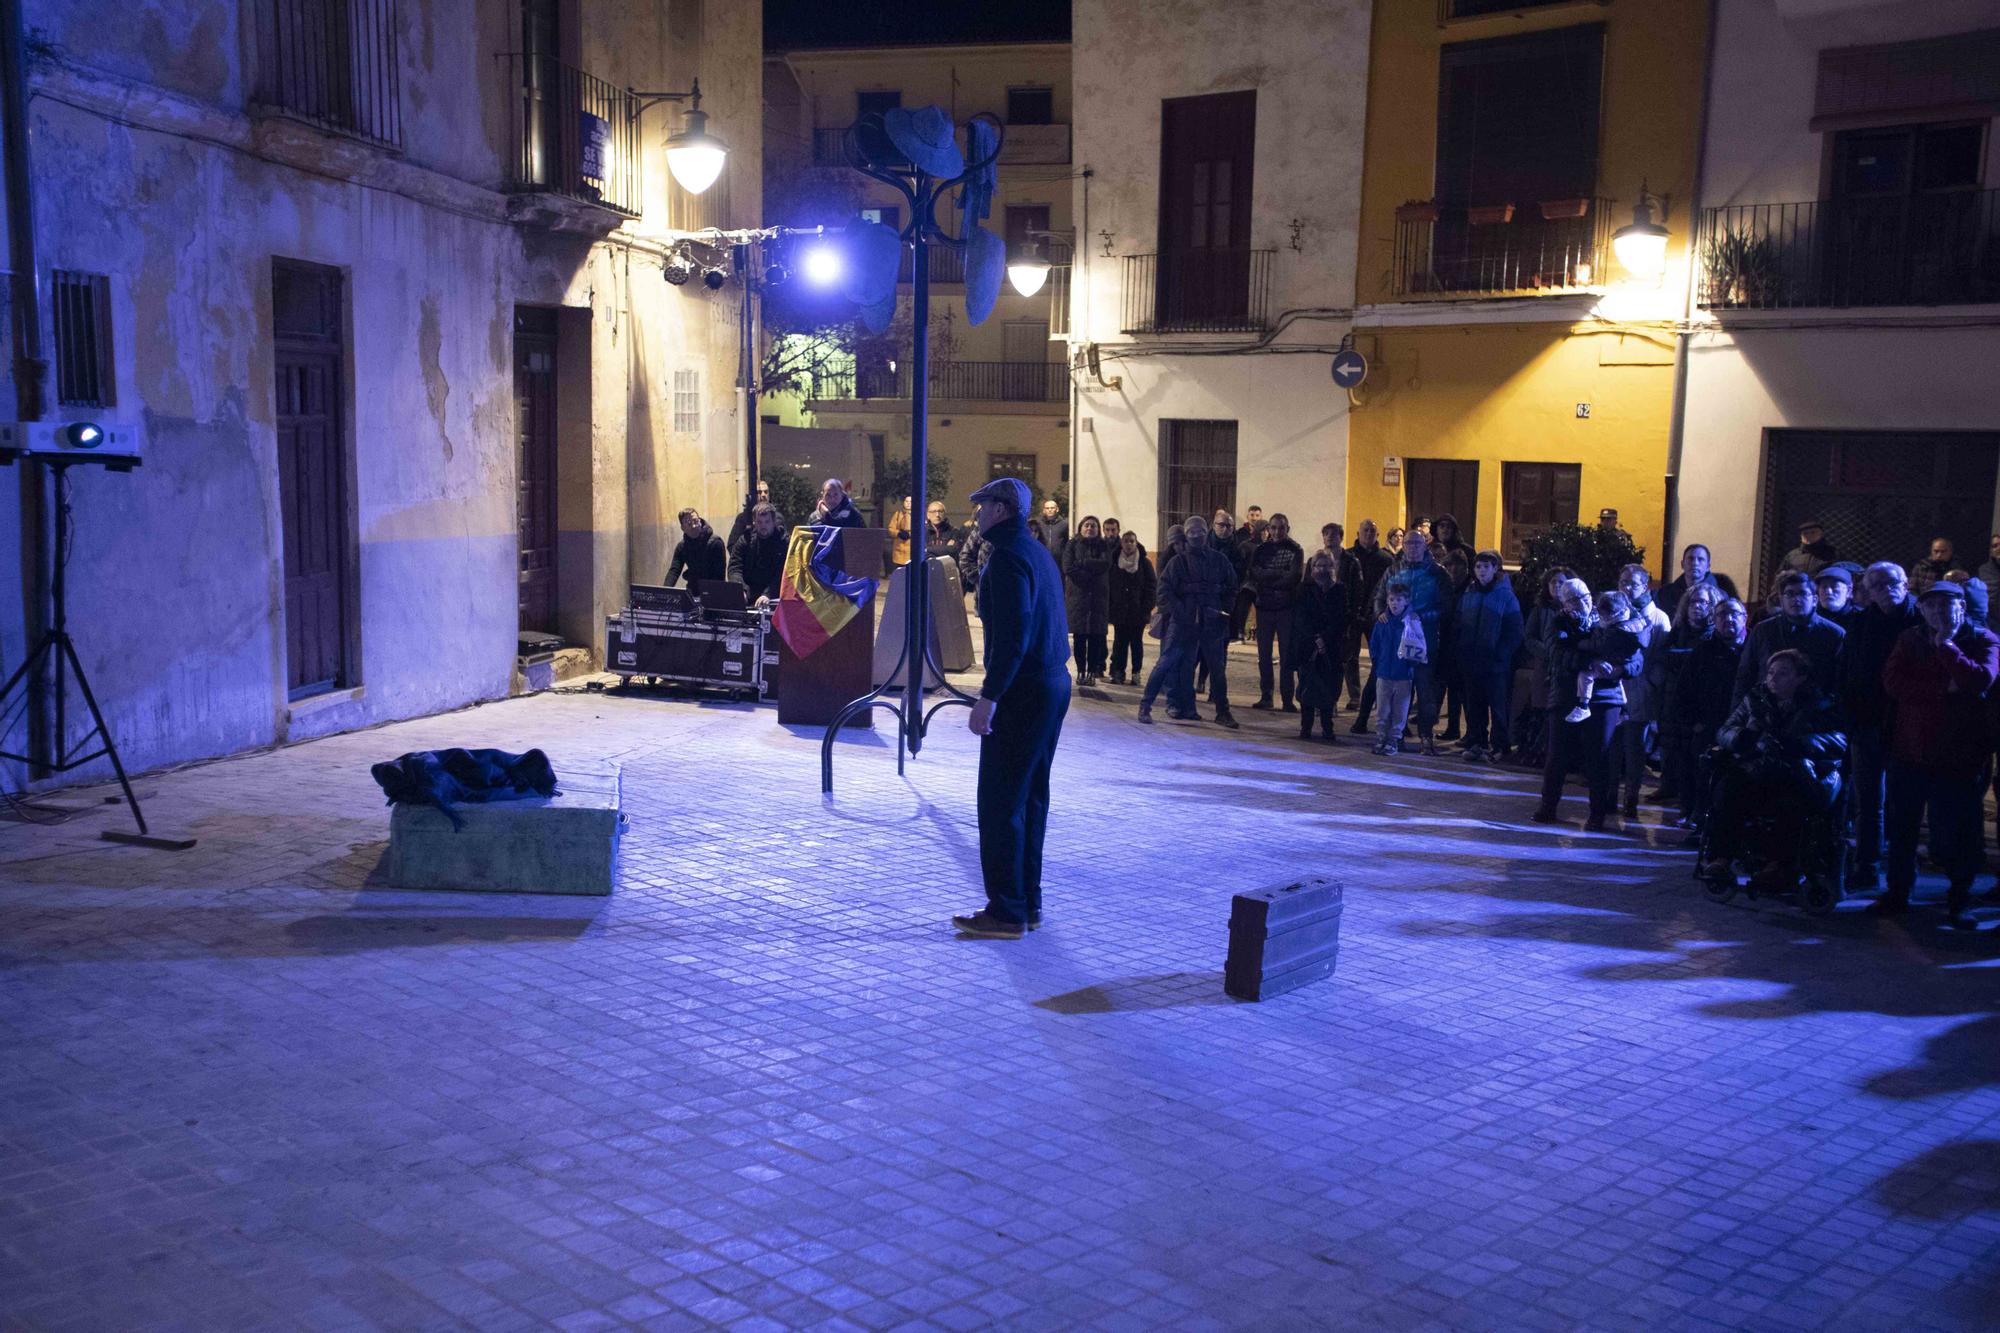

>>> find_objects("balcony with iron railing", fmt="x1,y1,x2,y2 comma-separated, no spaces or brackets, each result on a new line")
812,122,1071,168
807,360,1067,404
253,0,403,148
500,52,643,217
1391,197,1613,298
1697,189,2000,311
1120,249,1275,334
899,247,967,285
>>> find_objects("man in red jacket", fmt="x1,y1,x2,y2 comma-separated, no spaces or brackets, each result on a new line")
1878,581,2000,928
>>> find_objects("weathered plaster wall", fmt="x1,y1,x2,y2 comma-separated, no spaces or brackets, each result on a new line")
0,0,758,788
1069,0,1373,546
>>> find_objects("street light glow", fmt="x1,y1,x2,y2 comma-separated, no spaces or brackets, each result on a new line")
801,244,844,287
1006,257,1051,298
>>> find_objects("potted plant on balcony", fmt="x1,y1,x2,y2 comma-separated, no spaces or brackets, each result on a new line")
1395,199,1440,223
1467,202,1515,226
1539,197,1590,220
1702,230,1785,308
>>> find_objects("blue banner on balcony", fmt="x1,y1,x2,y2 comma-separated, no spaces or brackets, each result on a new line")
579,111,609,182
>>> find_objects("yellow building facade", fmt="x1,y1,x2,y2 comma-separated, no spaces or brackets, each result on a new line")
1347,0,1710,566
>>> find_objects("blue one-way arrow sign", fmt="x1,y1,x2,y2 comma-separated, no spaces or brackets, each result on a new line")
1331,349,1368,389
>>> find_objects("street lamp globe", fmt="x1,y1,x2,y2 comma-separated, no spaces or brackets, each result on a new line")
665,106,728,195
1612,192,1669,280
1006,255,1051,298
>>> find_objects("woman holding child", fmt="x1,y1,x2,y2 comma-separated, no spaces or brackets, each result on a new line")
1532,578,1646,831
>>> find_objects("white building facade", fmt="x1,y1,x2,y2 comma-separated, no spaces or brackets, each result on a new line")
1067,0,1374,550
0,0,761,786
1678,0,2000,591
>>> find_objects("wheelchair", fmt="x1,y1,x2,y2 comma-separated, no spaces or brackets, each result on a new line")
1692,747,1848,916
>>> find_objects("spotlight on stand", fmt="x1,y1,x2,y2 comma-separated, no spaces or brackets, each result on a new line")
663,255,695,286
702,267,728,291
800,243,844,288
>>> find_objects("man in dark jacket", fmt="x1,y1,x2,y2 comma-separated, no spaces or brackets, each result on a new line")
1658,543,1717,619
727,503,787,604
1455,550,1524,761
1908,536,1959,596
1037,498,1069,563
1814,565,1862,632
1842,562,1923,889
811,479,865,528
1876,581,2000,928
1249,513,1307,711
1779,520,1836,579
924,501,964,571
956,477,1071,941
666,508,727,588
1140,515,1240,728
1733,571,1843,706
727,479,774,547
1699,649,1846,888
1977,533,2000,631
1347,520,1394,716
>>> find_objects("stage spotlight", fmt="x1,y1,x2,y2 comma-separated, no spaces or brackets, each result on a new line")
664,256,695,286
703,267,728,290
800,243,844,288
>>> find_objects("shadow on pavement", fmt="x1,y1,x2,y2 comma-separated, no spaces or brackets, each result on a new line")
1034,973,1236,1014
1874,1139,2000,1220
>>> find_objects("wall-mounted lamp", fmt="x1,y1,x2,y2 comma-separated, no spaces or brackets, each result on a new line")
630,78,729,195
1007,244,1051,298
1612,183,1671,280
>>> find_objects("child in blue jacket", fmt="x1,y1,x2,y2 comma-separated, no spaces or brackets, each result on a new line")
1369,581,1421,754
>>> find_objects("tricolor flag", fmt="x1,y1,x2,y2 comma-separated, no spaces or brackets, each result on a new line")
773,526,876,659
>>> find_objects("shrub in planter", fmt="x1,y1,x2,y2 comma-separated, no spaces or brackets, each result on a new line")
1468,203,1516,226
1539,197,1590,220
1513,522,1647,605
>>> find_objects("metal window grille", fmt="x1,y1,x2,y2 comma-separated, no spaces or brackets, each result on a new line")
989,453,1038,486
502,52,643,217
52,270,114,408
1158,419,1238,544
673,370,701,432
256,0,403,148
1121,250,1274,334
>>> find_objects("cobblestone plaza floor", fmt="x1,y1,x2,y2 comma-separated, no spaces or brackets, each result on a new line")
3,664,1999,1331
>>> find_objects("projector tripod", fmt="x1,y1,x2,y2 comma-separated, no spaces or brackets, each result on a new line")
0,459,190,849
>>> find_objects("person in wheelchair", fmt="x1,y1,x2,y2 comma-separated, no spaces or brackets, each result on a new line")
1699,648,1846,888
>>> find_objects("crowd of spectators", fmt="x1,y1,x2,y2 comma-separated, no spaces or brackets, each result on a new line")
681,483,2000,928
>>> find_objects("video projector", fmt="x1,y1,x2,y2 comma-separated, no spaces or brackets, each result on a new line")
0,420,143,470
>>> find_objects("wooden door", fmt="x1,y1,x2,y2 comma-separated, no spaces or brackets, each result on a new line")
515,307,559,635
1158,90,1256,326
273,260,349,701
1405,458,1479,541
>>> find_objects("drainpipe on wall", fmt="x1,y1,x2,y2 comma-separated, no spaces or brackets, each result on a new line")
1661,0,1721,586
1,0,50,772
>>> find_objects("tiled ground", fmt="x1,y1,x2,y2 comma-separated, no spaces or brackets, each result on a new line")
2,652,1998,1332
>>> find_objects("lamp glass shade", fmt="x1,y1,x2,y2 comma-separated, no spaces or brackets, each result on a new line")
665,109,727,195
1612,198,1669,279
1006,258,1051,297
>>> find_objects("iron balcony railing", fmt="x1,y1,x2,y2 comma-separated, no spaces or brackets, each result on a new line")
1048,263,1071,340
1392,197,1612,297
812,127,848,166
1698,189,2000,310
501,52,643,217
810,360,1067,403
1120,249,1275,334
898,247,967,285
254,0,403,147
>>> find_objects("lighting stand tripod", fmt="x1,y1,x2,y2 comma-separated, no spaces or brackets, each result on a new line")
0,459,190,848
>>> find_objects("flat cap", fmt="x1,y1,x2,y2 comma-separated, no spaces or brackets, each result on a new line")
968,476,1031,516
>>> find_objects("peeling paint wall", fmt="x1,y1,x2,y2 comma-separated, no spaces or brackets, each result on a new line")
0,0,759,788
1070,0,1372,549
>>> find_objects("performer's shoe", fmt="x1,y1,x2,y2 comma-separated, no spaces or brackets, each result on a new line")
952,911,1025,940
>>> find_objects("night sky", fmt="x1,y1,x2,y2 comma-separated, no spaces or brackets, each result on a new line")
764,0,1070,52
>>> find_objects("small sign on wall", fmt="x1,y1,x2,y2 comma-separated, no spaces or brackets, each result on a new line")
1382,455,1402,486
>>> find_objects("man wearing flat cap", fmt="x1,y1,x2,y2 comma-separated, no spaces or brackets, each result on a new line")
1878,580,2000,929
954,476,1071,940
